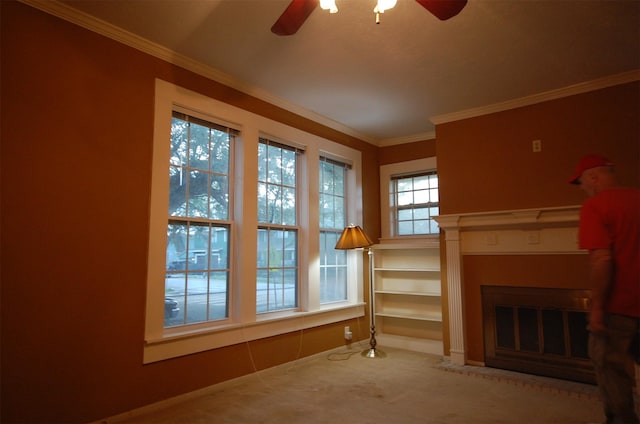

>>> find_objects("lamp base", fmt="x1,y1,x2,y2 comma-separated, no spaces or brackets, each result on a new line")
361,347,386,358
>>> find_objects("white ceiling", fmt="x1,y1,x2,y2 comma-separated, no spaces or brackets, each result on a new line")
52,0,640,144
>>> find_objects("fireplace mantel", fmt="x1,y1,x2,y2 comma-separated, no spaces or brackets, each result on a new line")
435,205,584,365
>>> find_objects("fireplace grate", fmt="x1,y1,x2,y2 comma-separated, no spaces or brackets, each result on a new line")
482,286,595,384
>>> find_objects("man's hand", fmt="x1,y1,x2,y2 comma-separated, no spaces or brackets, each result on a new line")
588,248,613,334
588,307,607,334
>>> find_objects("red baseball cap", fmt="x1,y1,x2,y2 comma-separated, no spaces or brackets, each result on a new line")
568,154,614,184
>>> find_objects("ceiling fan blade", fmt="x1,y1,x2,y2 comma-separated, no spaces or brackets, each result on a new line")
271,0,319,36
415,0,467,21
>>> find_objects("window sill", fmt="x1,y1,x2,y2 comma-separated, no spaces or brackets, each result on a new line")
143,303,365,363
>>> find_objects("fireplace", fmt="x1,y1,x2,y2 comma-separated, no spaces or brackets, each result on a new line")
482,285,595,384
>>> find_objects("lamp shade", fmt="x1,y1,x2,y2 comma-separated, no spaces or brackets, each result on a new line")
335,225,374,250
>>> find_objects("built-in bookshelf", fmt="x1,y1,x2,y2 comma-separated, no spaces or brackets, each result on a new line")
372,239,443,355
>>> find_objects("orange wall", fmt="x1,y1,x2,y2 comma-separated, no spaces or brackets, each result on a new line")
0,3,378,423
436,82,640,214
378,138,436,165
382,82,639,361
432,82,639,362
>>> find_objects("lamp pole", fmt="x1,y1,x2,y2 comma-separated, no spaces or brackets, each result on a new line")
362,247,385,358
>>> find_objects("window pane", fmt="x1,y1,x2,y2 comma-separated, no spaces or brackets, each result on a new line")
334,168,344,196
414,175,429,190
258,140,297,226
414,207,428,219
414,189,429,204
267,145,282,184
210,130,230,174
189,123,210,169
334,208,345,230
257,182,267,223
170,117,187,167
208,271,228,320
398,209,412,220
257,143,267,181
319,158,348,304
281,149,297,186
320,231,347,303
282,187,296,226
187,170,208,217
209,175,228,219
165,112,233,329
186,273,207,324
392,171,439,236
414,220,428,234
257,140,300,313
397,179,412,192
398,221,413,235
397,191,412,206
429,188,439,203
429,220,439,234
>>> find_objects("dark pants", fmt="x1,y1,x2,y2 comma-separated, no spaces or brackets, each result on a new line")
589,313,640,424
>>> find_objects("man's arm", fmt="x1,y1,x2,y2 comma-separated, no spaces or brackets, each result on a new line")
588,248,613,333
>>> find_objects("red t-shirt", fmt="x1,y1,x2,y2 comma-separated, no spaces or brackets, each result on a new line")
579,187,640,318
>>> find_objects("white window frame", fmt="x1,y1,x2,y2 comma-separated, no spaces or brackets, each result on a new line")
380,157,438,241
319,157,350,304
145,79,365,363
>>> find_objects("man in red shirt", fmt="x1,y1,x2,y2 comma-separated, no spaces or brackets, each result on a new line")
570,154,640,424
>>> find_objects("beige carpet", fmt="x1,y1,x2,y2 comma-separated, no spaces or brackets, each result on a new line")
107,345,614,424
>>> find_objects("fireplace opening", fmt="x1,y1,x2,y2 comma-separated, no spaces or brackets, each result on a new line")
482,285,595,384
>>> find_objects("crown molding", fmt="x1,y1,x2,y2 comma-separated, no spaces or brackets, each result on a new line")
19,0,379,146
18,0,640,147
430,70,640,126
378,131,436,147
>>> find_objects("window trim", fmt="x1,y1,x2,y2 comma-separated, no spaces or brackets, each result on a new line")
379,157,438,241
319,156,349,304
145,79,365,363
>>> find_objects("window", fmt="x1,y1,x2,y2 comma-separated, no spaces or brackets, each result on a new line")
145,80,365,363
379,158,438,239
257,138,300,313
319,157,349,303
165,112,235,326
392,171,439,236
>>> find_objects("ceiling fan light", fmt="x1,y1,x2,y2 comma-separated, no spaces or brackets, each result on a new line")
374,0,397,13
320,0,338,13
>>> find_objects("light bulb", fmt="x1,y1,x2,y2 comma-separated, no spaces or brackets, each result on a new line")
374,0,397,13
320,0,338,13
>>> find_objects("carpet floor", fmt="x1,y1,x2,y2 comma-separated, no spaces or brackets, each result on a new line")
108,345,628,424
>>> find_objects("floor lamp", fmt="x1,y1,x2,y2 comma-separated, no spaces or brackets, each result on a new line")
335,225,385,358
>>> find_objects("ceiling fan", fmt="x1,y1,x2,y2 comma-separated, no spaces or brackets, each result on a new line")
271,0,468,36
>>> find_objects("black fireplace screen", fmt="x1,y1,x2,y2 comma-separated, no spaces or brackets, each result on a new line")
482,286,595,384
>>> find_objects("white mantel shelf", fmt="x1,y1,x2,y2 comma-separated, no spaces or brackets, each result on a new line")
436,205,583,256
433,205,584,365
435,205,581,230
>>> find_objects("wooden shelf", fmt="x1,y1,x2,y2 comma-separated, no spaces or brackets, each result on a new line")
376,290,440,297
376,311,443,322
374,267,440,272
371,242,443,345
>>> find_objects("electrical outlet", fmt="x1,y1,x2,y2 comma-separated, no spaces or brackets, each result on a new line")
344,326,352,341
532,139,542,152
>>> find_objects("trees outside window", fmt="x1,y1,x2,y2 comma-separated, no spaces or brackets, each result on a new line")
145,80,364,363
393,171,439,236
164,112,234,327
257,139,299,313
319,158,348,303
